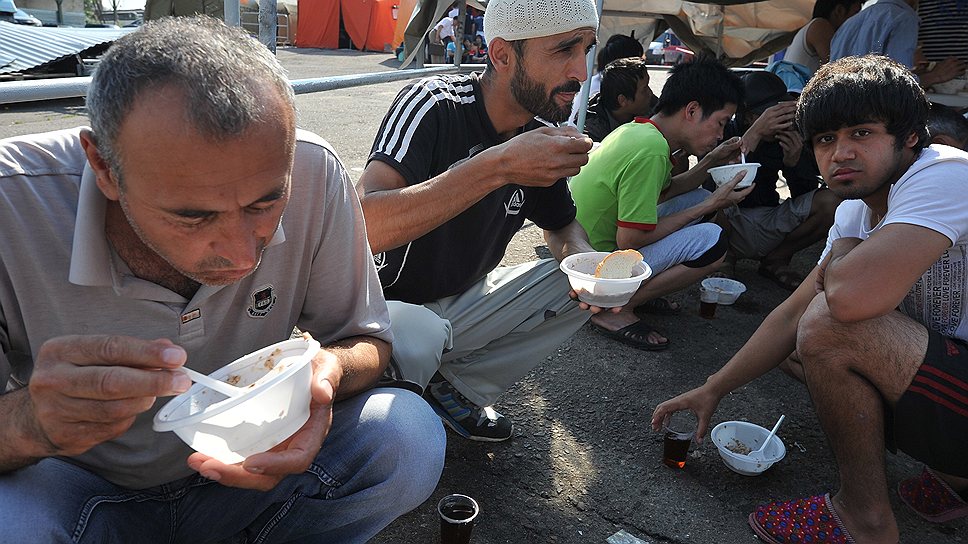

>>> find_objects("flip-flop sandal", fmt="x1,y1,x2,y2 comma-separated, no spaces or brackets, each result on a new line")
593,320,669,351
898,467,968,523
748,493,856,544
634,297,681,316
758,263,803,291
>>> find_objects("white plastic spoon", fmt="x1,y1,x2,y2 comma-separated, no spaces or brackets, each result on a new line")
181,367,245,398
748,414,785,462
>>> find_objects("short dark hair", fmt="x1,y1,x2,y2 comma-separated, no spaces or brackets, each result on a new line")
600,57,649,111
652,55,743,118
797,55,929,152
596,33,643,72
812,0,862,19
928,103,968,149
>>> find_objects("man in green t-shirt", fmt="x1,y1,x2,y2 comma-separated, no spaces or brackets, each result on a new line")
571,57,752,350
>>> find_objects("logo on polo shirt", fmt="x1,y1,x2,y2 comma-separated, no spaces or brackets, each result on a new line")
504,188,525,216
247,285,276,318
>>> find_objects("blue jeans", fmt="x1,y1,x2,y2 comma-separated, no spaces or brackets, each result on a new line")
0,388,445,543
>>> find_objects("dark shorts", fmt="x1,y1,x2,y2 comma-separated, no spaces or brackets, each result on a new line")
889,331,968,477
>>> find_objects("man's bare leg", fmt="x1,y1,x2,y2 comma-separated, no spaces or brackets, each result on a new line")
590,258,723,345
796,294,928,543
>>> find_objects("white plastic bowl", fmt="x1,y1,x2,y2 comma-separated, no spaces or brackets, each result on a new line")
711,420,786,476
933,78,966,95
560,251,652,308
700,277,747,305
708,163,760,188
153,337,321,464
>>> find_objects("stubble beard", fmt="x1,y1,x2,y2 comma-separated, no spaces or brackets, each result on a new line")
510,61,578,124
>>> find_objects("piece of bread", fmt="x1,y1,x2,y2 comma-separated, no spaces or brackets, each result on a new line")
594,249,643,278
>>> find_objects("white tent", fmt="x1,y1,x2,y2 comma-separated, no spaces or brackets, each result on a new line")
403,0,815,68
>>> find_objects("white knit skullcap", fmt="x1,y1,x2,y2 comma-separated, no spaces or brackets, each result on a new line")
483,0,599,44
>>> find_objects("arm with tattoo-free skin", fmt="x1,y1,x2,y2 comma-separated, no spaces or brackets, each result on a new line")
0,336,191,474
359,126,592,254
650,264,823,440
662,137,743,199
820,224,950,322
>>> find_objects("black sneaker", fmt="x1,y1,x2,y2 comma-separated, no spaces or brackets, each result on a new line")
425,380,513,442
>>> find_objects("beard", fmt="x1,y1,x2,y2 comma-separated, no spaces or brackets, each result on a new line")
828,147,909,201
510,61,580,123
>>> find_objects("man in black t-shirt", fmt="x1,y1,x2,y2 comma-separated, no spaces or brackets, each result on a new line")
721,71,841,290
358,0,605,442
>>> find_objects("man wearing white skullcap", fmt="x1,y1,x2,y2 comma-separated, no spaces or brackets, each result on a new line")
359,0,604,441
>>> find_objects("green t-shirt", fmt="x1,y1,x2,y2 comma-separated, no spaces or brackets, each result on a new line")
570,120,673,251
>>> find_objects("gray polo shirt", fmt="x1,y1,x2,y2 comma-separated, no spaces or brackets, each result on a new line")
0,127,391,489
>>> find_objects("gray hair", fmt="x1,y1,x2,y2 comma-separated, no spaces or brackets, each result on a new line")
86,16,296,172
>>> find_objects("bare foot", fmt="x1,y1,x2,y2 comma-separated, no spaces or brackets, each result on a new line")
829,493,899,544
591,310,668,346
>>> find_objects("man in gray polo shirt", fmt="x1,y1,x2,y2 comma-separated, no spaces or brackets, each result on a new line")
0,17,444,543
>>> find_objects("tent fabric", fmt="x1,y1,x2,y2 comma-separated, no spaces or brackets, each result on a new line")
296,0,338,48
392,0,418,50
403,0,815,68
297,0,400,51
400,0,485,67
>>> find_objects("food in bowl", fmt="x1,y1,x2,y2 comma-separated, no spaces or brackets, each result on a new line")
708,162,760,188
560,251,651,308
153,337,321,464
594,249,644,278
711,420,786,476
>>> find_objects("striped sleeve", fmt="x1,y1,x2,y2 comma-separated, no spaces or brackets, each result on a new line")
368,76,476,187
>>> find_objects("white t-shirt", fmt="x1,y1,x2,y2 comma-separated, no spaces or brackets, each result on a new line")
435,16,454,41
820,144,968,341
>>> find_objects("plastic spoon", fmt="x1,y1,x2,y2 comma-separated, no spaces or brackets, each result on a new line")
748,414,785,461
181,367,245,398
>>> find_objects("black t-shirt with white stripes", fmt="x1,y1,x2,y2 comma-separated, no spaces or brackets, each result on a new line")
368,72,577,304
918,0,968,62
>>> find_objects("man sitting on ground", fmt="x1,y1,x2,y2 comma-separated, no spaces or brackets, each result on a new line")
0,17,444,542
569,56,750,351
721,70,841,290
583,57,656,143
653,55,968,544
358,0,605,442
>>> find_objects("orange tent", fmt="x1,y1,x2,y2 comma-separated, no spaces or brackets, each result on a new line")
297,0,401,52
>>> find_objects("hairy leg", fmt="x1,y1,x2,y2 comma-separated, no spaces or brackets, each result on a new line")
797,294,928,542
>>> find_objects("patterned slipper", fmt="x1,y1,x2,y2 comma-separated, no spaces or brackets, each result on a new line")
898,467,968,523
748,493,855,543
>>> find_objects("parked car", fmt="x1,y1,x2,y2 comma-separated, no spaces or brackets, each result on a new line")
0,0,42,26
658,30,693,65
645,40,664,64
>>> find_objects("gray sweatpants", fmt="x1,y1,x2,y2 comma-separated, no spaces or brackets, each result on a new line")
385,259,589,407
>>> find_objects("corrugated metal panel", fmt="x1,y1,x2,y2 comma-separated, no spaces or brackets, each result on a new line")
0,21,134,75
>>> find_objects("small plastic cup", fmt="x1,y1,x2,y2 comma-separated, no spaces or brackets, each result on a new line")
438,494,480,544
699,287,718,319
662,411,697,469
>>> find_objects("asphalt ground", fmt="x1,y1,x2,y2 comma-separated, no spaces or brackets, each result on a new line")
1,48,964,544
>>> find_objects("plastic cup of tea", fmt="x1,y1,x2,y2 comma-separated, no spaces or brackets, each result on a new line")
699,286,718,319
438,494,480,544
662,411,697,469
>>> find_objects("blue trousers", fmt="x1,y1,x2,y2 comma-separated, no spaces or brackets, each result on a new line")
0,388,445,543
